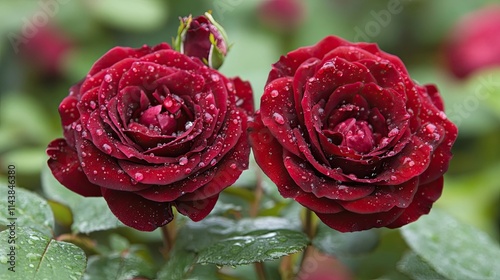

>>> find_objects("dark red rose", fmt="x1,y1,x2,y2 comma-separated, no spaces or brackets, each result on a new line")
249,36,458,232
444,5,500,79
174,12,228,69
47,43,253,231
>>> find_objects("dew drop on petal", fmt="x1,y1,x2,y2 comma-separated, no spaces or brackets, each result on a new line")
102,144,112,154
179,157,188,166
184,168,192,174
104,74,112,83
134,172,144,182
270,90,279,98
230,163,237,169
89,101,97,109
96,129,104,136
272,112,285,125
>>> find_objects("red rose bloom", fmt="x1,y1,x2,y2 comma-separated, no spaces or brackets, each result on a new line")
47,43,253,231
444,5,500,79
249,36,458,232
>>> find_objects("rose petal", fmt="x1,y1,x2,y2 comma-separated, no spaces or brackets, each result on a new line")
295,193,343,214
231,77,254,115
316,206,405,232
47,139,102,197
174,194,219,222
338,178,418,214
387,176,444,228
101,188,173,231
248,113,301,198
283,153,375,200
260,77,302,157
76,138,150,191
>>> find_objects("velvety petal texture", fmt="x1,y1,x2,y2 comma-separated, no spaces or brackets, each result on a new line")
47,43,253,231
249,35,458,232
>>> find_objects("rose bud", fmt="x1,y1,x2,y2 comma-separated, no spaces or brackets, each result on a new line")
46,42,253,231
257,0,305,33
444,5,500,79
249,36,458,232
174,12,229,69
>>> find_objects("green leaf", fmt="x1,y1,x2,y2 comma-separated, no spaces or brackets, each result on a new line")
197,229,309,266
83,248,156,280
312,222,379,257
41,165,123,234
397,252,447,280
176,216,301,253
0,186,54,236
0,228,86,280
401,208,500,280
157,251,197,280
86,0,168,32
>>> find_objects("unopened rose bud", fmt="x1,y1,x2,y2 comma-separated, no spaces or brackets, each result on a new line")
174,12,229,69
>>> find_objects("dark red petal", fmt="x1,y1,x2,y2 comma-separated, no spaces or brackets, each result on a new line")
141,49,201,71
88,44,170,76
268,36,350,82
260,77,302,157
295,193,343,214
174,194,219,222
316,206,405,232
292,57,321,124
231,77,254,115
283,153,374,200
46,139,101,197
178,126,251,201
76,138,150,191
425,84,445,111
248,113,301,198
119,154,201,185
387,176,444,228
338,178,418,214
101,188,173,231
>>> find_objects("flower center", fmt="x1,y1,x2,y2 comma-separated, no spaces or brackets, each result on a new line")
329,118,375,153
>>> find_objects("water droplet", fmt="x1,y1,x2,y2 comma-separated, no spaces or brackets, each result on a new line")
210,159,217,166
179,157,188,166
148,65,155,72
96,129,104,136
390,175,397,181
185,121,194,130
104,74,112,83
270,90,279,98
230,163,237,169
134,172,144,181
211,74,220,82
272,112,285,125
184,168,192,174
102,144,112,154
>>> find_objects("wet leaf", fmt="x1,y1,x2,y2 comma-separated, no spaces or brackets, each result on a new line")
41,165,123,234
0,186,54,236
83,248,155,280
197,229,309,266
0,228,86,280
401,208,500,280
397,251,447,280
312,222,380,256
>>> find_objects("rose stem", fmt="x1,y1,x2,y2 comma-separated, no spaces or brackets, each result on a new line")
250,171,264,217
160,218,176,259
252,171,267,280
299,208,314,272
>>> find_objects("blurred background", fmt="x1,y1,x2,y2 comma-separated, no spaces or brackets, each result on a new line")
0,0,499,262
